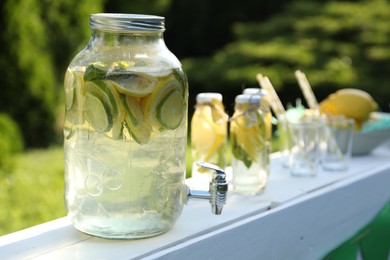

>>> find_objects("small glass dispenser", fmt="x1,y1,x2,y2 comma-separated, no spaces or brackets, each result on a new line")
190,93,228,189
230,94,271,195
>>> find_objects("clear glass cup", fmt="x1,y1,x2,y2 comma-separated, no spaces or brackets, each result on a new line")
288,122,322,177
321,116,355,171
276,113,292,168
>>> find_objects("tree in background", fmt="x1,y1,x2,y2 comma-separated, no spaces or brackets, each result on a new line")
0,0,104,147
183,0,390,115
1,0,389,147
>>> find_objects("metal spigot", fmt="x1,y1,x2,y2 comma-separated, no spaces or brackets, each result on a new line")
187,161,228,215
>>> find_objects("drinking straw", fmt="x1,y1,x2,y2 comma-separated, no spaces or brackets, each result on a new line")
256,74,285,116
294,70,344,161
294,70,319,110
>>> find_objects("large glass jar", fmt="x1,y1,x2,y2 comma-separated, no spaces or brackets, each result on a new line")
63,14,189,239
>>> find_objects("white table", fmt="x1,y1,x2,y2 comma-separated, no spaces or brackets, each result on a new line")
1,144,390,260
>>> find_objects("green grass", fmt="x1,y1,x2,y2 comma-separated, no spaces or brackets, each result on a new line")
0,146,66,236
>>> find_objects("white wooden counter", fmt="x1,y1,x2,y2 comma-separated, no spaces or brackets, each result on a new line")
1,143,390,260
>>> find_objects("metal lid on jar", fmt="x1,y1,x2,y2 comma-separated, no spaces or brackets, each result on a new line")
90,13,165,32
242,88,268,97
235,94,261,104
196,93,223,103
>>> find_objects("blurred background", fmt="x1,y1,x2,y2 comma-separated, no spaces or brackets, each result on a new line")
0,0,389,237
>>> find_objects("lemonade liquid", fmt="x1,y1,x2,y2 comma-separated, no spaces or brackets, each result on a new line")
64,64,188,239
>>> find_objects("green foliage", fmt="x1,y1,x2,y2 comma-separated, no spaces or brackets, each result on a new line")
0,113,24,173
0,0,104,147
183,0,390,115
0,147,65,235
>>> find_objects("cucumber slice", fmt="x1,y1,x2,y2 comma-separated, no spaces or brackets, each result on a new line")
84,92,113,132
156,89,185,130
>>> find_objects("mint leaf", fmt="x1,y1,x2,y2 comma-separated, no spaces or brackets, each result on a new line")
84,64,107,82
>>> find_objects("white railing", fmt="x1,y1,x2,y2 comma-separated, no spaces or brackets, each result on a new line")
1,144,390,260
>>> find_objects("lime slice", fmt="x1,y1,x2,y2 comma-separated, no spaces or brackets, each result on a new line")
122,95,144,127
110,121,124,139
124,119,152,144
122,95,151,144
110,72,157,97
84,92,113,132
156,89,185,130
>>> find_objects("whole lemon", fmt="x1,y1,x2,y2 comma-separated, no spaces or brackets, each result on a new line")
319,88,378,128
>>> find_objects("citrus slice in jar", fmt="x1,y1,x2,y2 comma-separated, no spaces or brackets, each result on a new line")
230,115,262,166
85,80,127,138
191,107,216,152
191,105,226,161
84,92,113,132
110,72,157,97
143,75,185,130
100,80,126,139
122,95,151,144
156,89,185,130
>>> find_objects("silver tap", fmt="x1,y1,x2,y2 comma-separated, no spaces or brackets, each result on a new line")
187,161,228,215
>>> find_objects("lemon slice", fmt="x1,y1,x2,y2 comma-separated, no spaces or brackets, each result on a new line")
84,92,112,132
230,115,263,165
191,105,227,173
156,89,185,130
110,72,157,97
191,107,216,153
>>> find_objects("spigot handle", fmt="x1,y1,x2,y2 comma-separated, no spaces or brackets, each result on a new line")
196,161,225,175
196,161,228,215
